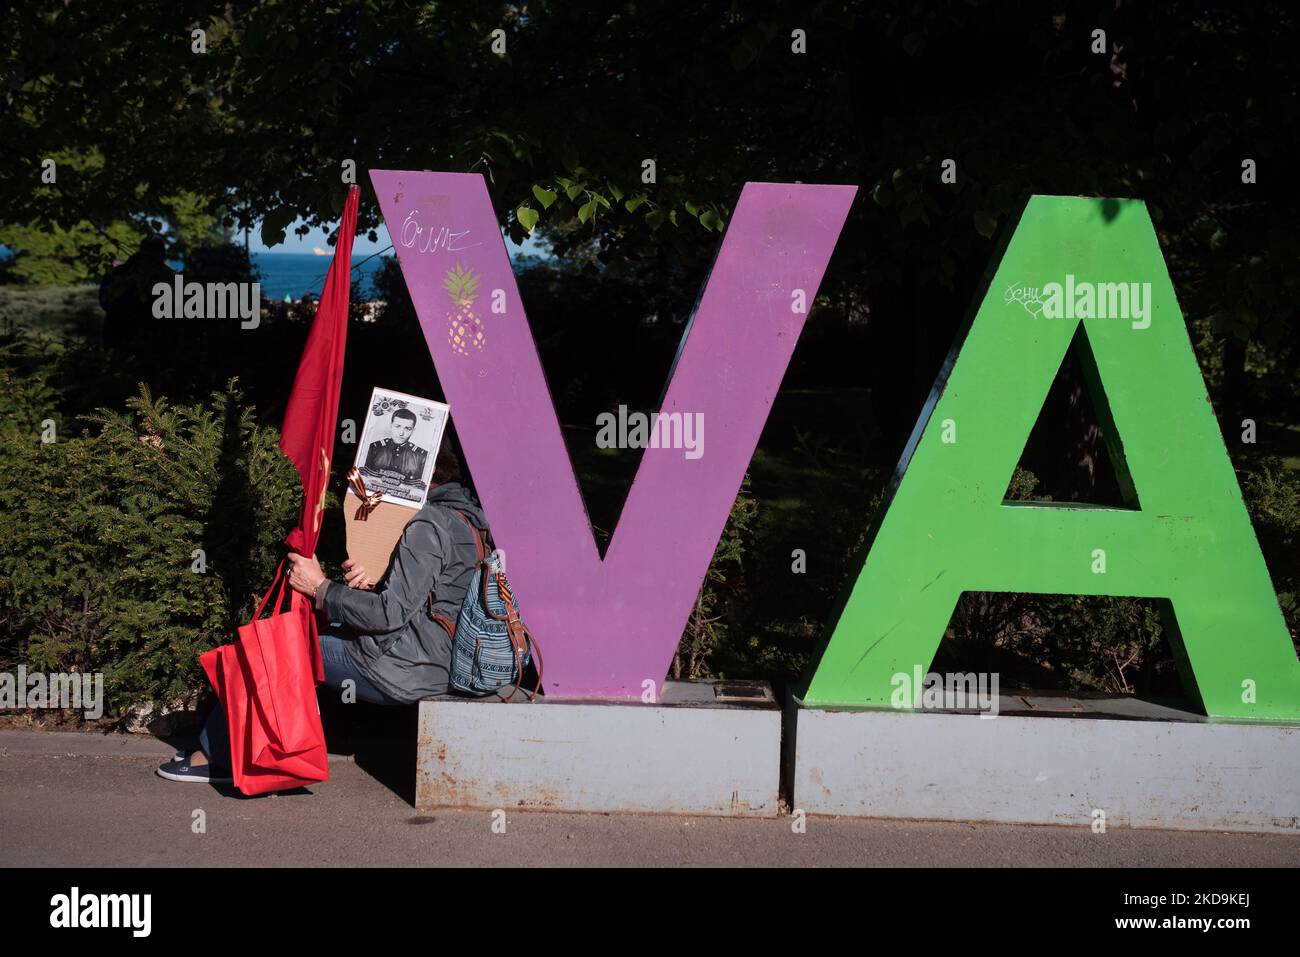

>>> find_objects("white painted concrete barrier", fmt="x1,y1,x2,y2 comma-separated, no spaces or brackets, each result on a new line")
417,680,781,816
789,696,1300,833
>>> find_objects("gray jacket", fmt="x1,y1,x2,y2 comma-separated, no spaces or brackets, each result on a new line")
323,482,488,703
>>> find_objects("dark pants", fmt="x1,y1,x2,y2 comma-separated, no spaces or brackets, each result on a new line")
198,625,399,772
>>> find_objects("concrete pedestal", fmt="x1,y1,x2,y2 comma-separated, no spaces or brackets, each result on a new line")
788,694,1300,833
417,680,781,816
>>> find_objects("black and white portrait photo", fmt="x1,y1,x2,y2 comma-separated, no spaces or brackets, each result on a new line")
353,387,450,508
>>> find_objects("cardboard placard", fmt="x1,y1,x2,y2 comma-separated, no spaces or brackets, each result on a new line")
343,487,417,584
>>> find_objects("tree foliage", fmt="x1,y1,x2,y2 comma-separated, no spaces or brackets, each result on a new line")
5,2,1295,424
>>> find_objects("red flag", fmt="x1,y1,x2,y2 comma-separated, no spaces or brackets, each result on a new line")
280,184,360,681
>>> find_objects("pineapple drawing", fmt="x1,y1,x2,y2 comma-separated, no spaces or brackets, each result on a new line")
442,263,485,355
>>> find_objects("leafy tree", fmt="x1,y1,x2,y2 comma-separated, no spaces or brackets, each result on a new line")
6,2,1296,423
0,219,143,284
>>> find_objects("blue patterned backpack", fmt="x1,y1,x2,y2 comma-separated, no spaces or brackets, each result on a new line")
438,508,542,701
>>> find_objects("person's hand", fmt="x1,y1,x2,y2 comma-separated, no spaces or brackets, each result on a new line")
342,558,373,590
285,553,327,597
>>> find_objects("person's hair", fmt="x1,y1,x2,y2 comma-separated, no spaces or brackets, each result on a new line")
392,407,417,425
431,443,464,485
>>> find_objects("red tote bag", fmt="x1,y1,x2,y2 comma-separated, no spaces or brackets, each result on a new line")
199,562,329,795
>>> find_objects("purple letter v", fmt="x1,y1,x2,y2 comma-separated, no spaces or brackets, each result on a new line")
372,171,855,697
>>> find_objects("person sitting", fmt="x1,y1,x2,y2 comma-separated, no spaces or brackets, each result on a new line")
157,445,518,784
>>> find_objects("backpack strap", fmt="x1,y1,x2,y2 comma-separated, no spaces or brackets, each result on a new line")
504,625,544,703
429,609,457,640
426,506,487,627
448,507,488,563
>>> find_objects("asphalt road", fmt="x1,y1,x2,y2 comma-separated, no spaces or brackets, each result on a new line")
1,730,1296,867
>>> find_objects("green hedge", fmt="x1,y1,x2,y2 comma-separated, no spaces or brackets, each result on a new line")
0,338,298,716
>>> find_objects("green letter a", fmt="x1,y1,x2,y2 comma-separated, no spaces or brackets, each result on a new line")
802,196,1300,721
